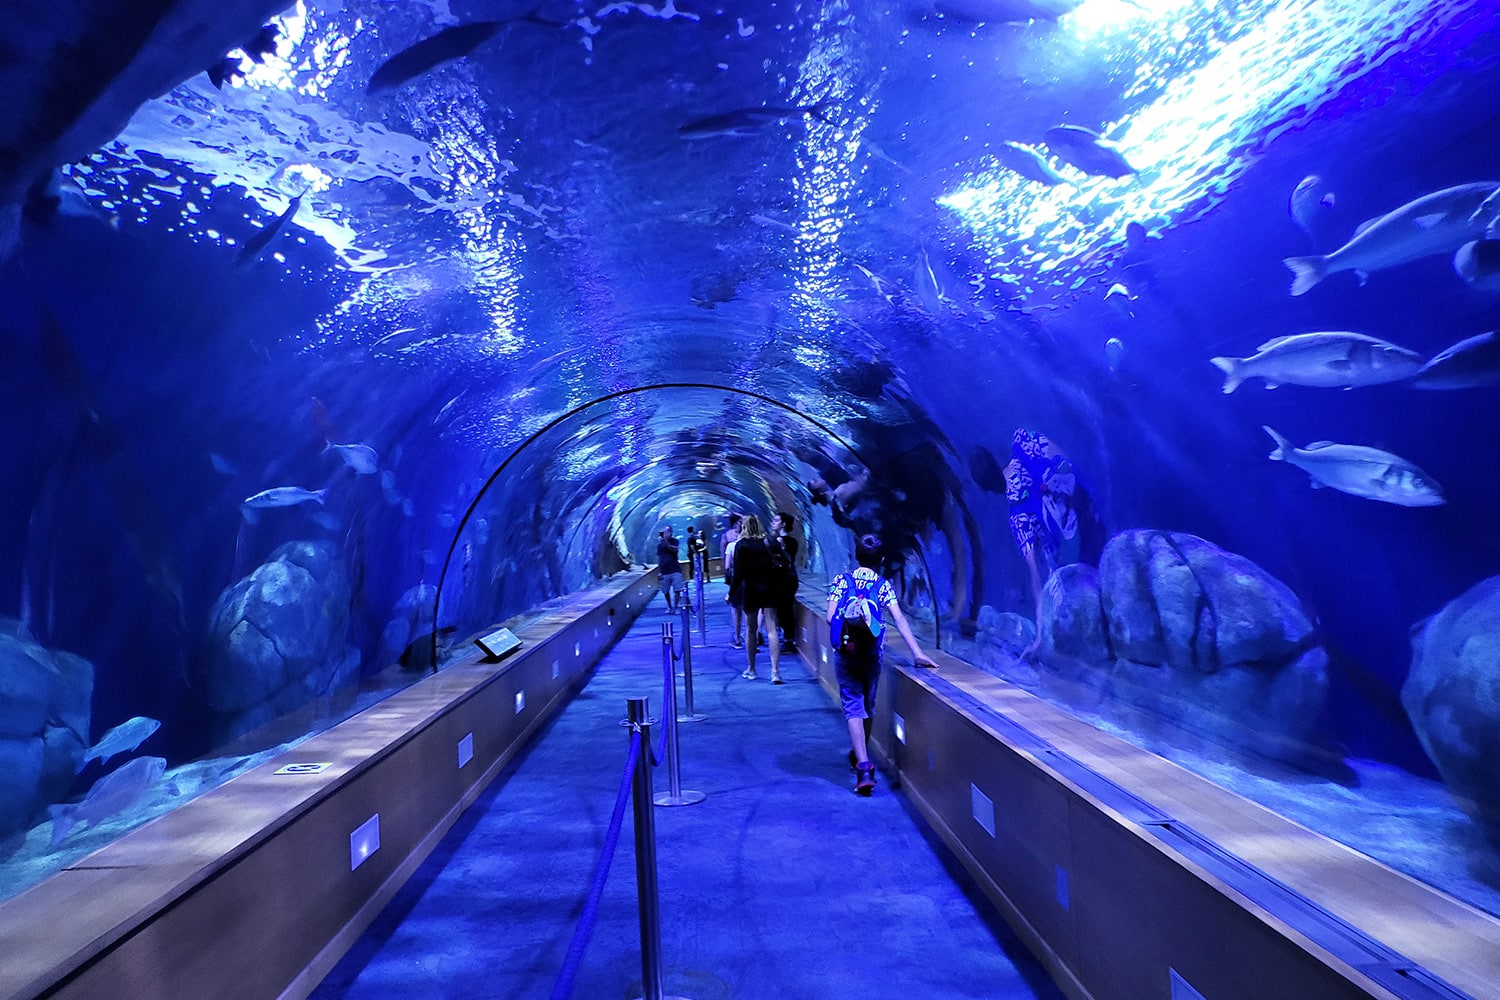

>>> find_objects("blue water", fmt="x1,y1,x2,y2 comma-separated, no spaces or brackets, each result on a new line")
3,0,1500,920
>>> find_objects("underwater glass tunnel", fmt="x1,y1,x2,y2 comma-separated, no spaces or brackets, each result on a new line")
3,0,1500,980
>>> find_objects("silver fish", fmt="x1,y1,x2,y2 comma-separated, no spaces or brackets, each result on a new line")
243,486,327,509
1453,238,1500,291
1044,125,1135,179
1283,181,1500,295
1211,332,1423,393
79,716,161,772
235,191,305,268
1410,331,1500,389
1263,426,1443,507
996,141,1066,186
1105,282,1137,318
1289,174,1336,241
324,440,379,474
50,756,167,846
1105,337,1126,372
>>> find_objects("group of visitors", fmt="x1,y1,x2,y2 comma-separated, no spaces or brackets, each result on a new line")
655,510,939,797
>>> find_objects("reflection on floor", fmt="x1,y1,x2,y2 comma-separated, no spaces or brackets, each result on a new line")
310,579,1064,1000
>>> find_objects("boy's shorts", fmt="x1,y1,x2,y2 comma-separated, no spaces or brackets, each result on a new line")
834,647,881,720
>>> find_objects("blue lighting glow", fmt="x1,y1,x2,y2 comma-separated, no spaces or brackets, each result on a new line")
939,0,1473,295
350,813,381,871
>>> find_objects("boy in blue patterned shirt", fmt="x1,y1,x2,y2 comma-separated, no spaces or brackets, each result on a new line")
827,534,937,796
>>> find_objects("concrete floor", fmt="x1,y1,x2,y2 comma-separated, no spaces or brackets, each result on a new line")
310,579,1066,1000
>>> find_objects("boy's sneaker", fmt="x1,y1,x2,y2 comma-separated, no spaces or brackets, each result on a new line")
855,763,876,796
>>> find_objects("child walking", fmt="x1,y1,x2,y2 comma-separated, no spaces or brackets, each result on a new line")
827,534,937,795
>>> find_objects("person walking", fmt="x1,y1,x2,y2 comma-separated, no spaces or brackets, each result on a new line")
770,511,800,650
721,514,745,648
828,533,937,795
732,515,783,683
656,526,685,612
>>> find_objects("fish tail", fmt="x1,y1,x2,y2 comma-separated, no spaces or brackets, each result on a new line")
313,489,329,505
1262,425,1291,461
1209,356,1242,394
1284,255,1327,296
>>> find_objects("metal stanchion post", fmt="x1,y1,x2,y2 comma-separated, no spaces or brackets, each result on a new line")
656,626,705,807
625,699,692,1000
694,568,707,646
678,606,705,723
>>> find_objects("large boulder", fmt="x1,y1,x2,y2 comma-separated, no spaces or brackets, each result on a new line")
379,584,438,671
1403,576,1500,846
1057,531,1328,764
199,541,360,742
0,621,93,837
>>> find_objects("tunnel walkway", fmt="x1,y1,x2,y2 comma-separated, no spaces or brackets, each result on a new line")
309,577,1065,1000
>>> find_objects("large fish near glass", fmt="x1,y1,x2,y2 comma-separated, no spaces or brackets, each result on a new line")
1283,181,1500,295
1210,332,1423,393
1408,331,1500,389
1262,426,1444,507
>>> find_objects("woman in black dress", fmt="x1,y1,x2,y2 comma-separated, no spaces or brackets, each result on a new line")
732,515,783,683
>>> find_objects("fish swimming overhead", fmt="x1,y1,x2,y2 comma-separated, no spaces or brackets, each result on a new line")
1262,426,1443,507
995,141,1066,185
1283,181,1500,295
1289,174,1336,242
50,756,167,846
678,100,832,140
1210,332,1424,393
242,487,328,524
324,440,380,474
79,717,161,771
1044,125,1135,178
235,191,305,268
367,20,508,94
1453,238,1500,291
1409,331,1500,389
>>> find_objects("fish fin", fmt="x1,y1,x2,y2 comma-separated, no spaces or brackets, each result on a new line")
1283,256,1326,296
1354,217,1380,237
1306,441,1336,449
1262,425,1291,461
1264,381,1280,389
1412,213,1446,230
1327,359,1352,370
1320,193,1336,208
313,489,329,505
1208,357,1242,394
1256,335,1298,351
1355,269,1369,286
241,506,260,525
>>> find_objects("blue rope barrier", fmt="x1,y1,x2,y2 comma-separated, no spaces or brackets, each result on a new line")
550,729,642,1000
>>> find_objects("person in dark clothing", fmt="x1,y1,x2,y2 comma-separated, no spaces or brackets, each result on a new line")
771,511,800,649
732,514,784,684
656,527,685,612
721,514,745,647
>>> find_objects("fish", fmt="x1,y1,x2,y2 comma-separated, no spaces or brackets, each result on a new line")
1290,174,1336,242
1262,426,1443,507
79,717,161,772
995,141,1066,186
1044,125,1136,178
1453,238,1500,291
207,56,245,89
324,440,379,474
933,0,1081,22
242,487,327,524
1409,331,1500,389
1211,332,1423,393
1283,181,1500,295
368,21,503,94
678,100,832,140
235,191,305,268
24,170,120,230
208,452,238,476
1104,282,1137,318
1105,337,1126,372
49,756,167,846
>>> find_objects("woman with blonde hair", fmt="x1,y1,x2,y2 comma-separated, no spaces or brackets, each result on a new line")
730,514,783,683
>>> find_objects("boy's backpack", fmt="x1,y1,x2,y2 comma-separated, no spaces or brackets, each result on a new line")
768,538,794,587
834,572,885,655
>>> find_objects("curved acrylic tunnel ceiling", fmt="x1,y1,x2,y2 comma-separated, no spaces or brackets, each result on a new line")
429,382,968,647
